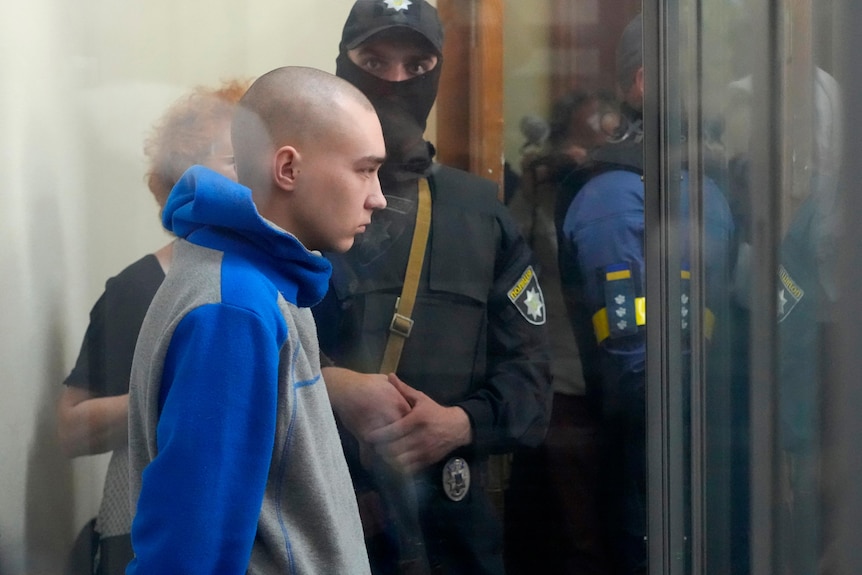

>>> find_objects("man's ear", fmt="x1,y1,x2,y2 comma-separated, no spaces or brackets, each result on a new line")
634,66,645,100
624,67,645,110
273,145,300,191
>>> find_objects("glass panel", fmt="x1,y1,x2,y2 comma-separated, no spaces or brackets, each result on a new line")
504,2,645,574
680,1,754,573
773,1,842,573
6,0,860,573
823,5,862,570
672,0,847,574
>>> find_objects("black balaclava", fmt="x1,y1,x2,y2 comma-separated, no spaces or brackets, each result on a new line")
336,53,441,180
335,0,445,265
336,0,444,184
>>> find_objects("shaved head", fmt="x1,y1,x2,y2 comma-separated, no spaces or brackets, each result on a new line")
232,66,377,190
229,65,387,251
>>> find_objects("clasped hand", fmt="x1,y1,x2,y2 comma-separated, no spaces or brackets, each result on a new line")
327,368,473,475
364,374,472,475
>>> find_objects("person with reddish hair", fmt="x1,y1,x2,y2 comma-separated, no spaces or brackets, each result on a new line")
143,79,248,208
57,78,249,575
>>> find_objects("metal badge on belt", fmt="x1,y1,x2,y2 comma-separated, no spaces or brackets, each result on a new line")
442,457,470,502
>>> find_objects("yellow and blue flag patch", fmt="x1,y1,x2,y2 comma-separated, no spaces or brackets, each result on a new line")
602,262,640,339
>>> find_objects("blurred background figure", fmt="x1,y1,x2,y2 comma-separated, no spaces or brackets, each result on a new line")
504,89,619,575
553,13,735,574
56,78,249,575
518,91,618,186
547,90,617,166
721,66,843,575
510,90,618,402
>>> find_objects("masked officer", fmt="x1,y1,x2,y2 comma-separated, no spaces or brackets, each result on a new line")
313,1,553,574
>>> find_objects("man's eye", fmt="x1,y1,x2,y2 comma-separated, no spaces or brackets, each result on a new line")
407,60,435,76
362,58,383,71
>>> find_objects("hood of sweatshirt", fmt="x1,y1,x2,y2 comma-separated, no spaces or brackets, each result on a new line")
162,165,332,308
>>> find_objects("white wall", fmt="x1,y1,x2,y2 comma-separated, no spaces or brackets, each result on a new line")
0,1,351,573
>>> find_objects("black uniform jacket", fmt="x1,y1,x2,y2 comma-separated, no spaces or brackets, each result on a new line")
314,164,552,456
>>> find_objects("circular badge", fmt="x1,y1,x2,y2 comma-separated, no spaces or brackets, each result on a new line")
442,457,470,502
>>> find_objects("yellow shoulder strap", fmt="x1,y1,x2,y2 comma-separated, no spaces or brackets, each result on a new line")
379,178,432,374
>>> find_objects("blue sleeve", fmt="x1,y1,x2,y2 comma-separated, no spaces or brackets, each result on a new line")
562,172,646,379
128,303,282,575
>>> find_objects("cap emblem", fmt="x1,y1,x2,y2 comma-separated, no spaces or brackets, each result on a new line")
383,0,412,11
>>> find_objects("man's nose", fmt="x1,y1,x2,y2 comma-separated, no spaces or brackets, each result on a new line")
368,179,387,210
379,64,410,83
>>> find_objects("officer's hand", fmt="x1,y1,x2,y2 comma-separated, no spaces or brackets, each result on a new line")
365,374,473,475
323,367,411,443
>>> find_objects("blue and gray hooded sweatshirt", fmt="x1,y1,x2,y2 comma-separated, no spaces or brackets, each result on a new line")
126,166,370,575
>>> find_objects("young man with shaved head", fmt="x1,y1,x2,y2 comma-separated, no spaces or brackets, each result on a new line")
125,66,385,574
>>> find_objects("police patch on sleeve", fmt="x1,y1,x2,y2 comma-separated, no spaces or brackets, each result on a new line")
777,265,804,323
508,265,546,325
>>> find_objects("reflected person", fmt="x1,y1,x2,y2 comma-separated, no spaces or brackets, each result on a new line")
723,67,843,575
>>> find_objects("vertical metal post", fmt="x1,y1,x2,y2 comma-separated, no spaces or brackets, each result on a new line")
643,2,668,572
644,0,686,572
681,0,706,571
748,0,783,574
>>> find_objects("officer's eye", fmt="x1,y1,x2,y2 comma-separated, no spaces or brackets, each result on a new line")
360,56,385,72
406,57,437,77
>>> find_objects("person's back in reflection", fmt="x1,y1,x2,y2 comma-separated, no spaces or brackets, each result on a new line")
56,78,247,575
557,13,735,574
126,66,387,574
723,67,842,575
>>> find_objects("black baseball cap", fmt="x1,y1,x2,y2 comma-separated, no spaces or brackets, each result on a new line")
341,0,444,55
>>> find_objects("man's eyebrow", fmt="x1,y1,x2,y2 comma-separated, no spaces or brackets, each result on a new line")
357,155,387,166
355,45,381,56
